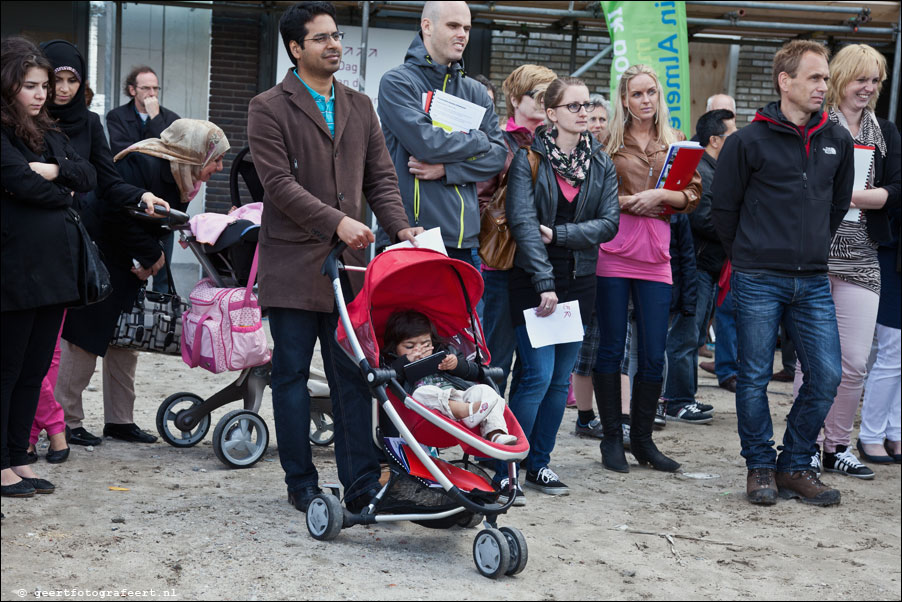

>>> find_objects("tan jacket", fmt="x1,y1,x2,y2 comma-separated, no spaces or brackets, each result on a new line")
611,128,701,220
247,70,410,312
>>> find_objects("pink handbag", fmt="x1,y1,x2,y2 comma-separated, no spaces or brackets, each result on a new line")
181,246,271,373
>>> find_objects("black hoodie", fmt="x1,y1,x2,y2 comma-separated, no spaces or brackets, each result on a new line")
711,101,853,275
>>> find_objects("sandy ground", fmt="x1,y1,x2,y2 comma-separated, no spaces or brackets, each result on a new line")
2,344,900,601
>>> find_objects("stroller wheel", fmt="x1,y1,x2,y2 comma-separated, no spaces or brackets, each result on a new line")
212,410,269,468
472,528,510,579
156,392,210,447
500,526,528,576
306,494,343,541
309,410,335,446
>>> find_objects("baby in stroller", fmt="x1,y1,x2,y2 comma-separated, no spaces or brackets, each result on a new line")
382,310,516,446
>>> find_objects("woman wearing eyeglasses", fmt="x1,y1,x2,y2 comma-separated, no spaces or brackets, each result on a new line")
592,64,701,475
501,77,619,501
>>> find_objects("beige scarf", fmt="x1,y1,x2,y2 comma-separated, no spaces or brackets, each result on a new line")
114,118,230,204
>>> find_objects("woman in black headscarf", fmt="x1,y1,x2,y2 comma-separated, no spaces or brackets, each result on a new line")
35,40,170,450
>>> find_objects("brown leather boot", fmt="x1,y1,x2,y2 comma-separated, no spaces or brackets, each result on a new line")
746,468,777,505
775,470,841,506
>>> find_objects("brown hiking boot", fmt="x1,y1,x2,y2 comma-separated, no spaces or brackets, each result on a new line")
699,361,716,375
775,470,841,506
746,468,777,505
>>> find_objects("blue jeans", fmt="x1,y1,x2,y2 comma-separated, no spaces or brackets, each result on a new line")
481,269,515,396
731,271,842,472
268,307,381,502
595,277,671,383
503,325,582,473
714,287,739,383
664,270,716,404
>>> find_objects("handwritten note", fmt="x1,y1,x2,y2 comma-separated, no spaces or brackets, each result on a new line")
523,302,584,348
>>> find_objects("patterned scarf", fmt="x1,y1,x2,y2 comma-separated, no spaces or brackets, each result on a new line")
539,127,593,186
829,107,887,160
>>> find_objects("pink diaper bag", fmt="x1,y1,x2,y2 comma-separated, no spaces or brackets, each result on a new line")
181,246,271,373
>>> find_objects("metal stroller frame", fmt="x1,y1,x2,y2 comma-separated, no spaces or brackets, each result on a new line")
305,243,531,578
153,147,334,468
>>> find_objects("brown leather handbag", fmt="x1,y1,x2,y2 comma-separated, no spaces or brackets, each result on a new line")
478,149,541,270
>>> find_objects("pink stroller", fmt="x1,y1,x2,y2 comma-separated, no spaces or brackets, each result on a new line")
307,245,531,578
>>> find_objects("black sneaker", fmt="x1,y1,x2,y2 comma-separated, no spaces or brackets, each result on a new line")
574,417,604,439
622,418,632,448
665,402,713,425
810,445,822,475
694,400,714,413
496,477,526,506
524,467,569,495
654,401,666,430
823,445,875,480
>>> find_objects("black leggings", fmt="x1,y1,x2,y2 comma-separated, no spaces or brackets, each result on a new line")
1,306,65,469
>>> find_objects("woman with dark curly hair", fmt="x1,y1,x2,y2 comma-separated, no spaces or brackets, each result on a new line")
1,36,95,497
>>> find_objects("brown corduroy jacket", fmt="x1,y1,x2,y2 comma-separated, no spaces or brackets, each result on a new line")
247,70,410,312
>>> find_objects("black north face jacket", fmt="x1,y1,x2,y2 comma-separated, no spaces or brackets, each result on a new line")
711,101,854,275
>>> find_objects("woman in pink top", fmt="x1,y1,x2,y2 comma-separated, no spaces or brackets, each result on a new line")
592,64,701,474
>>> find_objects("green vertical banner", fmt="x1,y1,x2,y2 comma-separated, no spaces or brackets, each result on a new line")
600,1,691,134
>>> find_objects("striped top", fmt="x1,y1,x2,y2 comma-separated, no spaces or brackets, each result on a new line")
827,108,880,295
295,70,335,136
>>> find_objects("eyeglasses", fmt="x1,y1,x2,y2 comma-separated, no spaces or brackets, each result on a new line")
303,31,345,44
137,86,161,93
523,89,541,99
553,102,598,113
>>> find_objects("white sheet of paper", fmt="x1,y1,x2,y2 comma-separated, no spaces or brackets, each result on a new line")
523,302,583,348
428,90,486,132
844,146,875,222
852,145,875,191
384,226,448,255
843,208,862,223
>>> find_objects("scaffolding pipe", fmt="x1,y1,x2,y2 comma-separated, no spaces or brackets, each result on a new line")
360,0,370,94
377,1,596,19
889,14,901,123
686,17,894,35
571,44,612,77
113,1,122,109
686,1,867,15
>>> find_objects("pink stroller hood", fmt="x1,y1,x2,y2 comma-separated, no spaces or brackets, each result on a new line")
337,248,488,366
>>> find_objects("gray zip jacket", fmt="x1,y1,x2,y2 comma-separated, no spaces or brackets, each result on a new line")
507,130,620,293
377,34,506,249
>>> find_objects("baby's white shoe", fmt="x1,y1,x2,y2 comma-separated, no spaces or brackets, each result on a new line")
491,432,517,446
461,398,499,429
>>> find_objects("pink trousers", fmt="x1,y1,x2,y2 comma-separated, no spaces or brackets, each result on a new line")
793,276,879,452
30,313,67,445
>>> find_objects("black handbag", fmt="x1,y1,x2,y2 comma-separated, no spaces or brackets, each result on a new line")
110,257,187,355
67,207,112,307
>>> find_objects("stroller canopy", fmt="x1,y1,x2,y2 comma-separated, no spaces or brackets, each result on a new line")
338,249,486,365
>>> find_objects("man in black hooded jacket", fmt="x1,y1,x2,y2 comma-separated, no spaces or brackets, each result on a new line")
712,40,853,508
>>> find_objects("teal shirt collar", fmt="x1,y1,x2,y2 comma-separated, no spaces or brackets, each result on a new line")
294,69,334,102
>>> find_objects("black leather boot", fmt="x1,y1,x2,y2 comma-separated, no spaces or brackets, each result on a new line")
593,371,629,473
630,380,680,472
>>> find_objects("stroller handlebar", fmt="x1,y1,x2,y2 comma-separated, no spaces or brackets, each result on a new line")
128,201,190,228
321,241,348,279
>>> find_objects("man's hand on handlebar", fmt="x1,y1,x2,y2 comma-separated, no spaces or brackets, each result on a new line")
336,216,375,251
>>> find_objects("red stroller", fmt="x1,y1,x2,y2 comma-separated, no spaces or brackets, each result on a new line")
307,245,531,578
